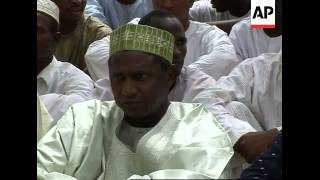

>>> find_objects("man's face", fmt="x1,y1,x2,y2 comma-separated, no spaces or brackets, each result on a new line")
37,12,59,60
109,51,175,119
152,0,191,26
211,0,229,12
54,0,86,23
160,17,187,75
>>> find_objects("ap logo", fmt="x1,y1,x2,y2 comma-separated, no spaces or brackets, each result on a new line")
251,0,275,28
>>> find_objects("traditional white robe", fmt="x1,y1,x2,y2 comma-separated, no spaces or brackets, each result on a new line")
195,52,282,143
229,17,282,61
37,100,234,179
189,0,250,22
37,57,94,122
90,66,254,177
91,66,258,141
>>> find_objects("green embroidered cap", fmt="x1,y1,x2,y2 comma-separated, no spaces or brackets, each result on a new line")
110,24,175,63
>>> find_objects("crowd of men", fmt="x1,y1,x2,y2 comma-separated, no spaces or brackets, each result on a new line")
37,0,282,179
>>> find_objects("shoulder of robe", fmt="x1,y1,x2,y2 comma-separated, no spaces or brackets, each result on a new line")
55,100,118,131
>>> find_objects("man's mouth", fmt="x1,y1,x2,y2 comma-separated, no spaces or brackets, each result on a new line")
123,101,144,105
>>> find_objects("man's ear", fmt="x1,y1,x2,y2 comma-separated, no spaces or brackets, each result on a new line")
167,64,177,90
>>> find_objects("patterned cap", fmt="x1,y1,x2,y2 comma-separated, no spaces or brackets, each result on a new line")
110,24,174,63
37,0,60,25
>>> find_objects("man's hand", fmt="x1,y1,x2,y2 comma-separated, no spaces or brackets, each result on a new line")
234,128,279,163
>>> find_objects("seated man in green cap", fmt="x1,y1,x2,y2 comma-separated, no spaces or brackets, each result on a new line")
37,24,234,179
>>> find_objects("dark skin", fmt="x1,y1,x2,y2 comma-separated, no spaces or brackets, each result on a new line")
109,51,176,128
152,0,193,31
234,128,280,163
263,0,282,37
211,0,250,17
51,0,87,35
209,1,282,161
117,0,137,5
208,0,250,34
211,0,229,12
140,16,187,75
232,0,282,161
37,12,61,74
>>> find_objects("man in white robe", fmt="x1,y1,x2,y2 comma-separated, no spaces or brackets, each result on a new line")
37,0,94,122
90,11,257,132
85,0,238,81
189,0,250,22
89,11,254,178
189,0,250,34
229,0,282,61
196,51,282,163
37,24,235,179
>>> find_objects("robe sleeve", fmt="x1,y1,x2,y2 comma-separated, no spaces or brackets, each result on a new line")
37,94,53,142
193,59,258,144
188,26,239,80
85,36,110,81
40,93,88,124
229,23,246,61
37,106,79,180
38,100,106,180
84,0,108,25
128,169,214,179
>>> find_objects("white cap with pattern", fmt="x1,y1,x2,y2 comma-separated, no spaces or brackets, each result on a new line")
37,0,60,25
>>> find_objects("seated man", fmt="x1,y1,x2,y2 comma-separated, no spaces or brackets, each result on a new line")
189,0,250,22
229,0,282,61
37,24,234,179
90,11,256,178
85,0,238,81
37,0,94,122
198,51,282,163
52,0,112,70
200,0,251,34
85,0,153,29
91,10,257,129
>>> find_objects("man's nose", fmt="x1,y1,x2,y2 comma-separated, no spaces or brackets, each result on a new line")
121,79,138,97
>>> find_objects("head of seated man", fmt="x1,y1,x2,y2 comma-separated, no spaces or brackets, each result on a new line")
108,24,177,128
152,0,194,30
211,0,250,17
139,10,187,76
51,0,87,34
263,0,282,37
37,0,61,74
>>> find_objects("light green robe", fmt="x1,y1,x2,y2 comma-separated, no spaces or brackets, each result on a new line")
37,94,53,142
37,100,234,179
